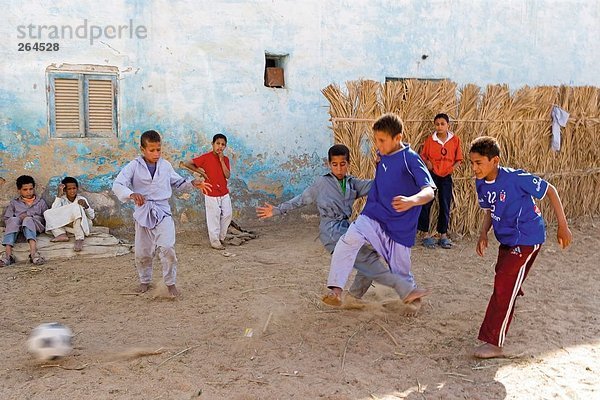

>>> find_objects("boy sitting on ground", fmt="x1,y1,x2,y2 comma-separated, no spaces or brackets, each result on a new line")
1,175,48,266
44,176,95,252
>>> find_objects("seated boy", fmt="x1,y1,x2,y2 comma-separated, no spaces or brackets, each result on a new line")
1,175,48,266
44,176,95,252
257,144,422,305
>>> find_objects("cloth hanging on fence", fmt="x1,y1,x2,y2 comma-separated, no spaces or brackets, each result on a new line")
551,105,569,152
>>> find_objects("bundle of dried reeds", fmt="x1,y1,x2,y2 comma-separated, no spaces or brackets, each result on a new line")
323,79,600,235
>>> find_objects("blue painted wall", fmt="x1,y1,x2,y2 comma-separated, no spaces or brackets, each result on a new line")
1,0,599,226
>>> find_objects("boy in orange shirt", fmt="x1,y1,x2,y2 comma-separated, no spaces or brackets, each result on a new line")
418,113,463,249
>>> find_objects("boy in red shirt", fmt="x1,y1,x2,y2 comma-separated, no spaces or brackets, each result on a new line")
184,134,232,250
418,113,463,249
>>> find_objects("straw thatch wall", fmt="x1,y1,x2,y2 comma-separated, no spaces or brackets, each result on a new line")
322,80,600,236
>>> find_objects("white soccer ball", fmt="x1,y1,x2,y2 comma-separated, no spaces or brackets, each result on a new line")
27,323,73,361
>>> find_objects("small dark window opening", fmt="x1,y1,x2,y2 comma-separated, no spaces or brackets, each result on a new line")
264,53,287,88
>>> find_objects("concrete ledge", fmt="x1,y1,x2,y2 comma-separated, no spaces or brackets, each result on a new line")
1,226,132,264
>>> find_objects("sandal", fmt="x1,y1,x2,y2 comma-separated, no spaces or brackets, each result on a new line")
0,253,16,267
439,238,453,249
422,237,437,249
29,252,46,265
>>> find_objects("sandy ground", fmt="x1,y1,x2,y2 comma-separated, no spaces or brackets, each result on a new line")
0,216,598,400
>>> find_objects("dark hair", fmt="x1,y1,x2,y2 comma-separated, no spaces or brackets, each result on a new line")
328,144,350,162
212,133,227,144
140,130,161,148
434,113,450,123
16,175,35,189
470,136,500,159
372,113,403,138
61,176,79,187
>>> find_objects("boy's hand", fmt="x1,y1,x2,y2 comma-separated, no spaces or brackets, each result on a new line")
77,199,89,209
391,195,416,212
256,203,274,219
19,212,28,221
129,193,145,206
476,233,488,257
57,183,65,197
557,225,573,249
196,167,209,180
192,179,212,195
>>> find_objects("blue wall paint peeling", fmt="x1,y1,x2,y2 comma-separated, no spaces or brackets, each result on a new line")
1,0,599,224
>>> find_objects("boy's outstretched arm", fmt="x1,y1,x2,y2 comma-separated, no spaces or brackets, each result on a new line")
545,184,573,249
353,178,373,198
256,203,274,219
256,183,318,219
192,179,212,195
181,160,208,180
391,186,435,212
476,209,492,257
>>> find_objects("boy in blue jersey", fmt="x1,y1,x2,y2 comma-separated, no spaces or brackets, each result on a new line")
257,144,417,305
469,136,572,359
325,113,435,306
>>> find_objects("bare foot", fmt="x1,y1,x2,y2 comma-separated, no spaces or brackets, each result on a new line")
211,242,225,250
473,343,504,359
137,283,150,293
73,239,84,252
51,234,69,242
403,287,430,304
321,290,342,307
341,292,367,310
382,298,422,316
167,285,181,298
403,298,422,317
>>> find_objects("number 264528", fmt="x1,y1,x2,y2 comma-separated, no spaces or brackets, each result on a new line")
18,42,60,51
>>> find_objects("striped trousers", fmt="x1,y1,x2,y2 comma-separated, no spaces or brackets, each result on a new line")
478,243,541,347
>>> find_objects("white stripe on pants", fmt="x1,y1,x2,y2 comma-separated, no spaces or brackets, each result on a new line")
204,194,232,245
135,217,177,286
328,214,414,289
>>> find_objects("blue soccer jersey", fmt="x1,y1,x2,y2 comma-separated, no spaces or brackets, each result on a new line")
476,167,549,246
362,145,435,247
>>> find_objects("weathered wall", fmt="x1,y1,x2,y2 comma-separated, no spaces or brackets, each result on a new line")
1,0,599,228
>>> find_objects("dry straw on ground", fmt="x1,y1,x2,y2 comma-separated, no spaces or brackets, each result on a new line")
322,79,600,235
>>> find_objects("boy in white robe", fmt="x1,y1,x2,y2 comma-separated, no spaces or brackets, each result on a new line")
44,176,95,252
112,130,211,297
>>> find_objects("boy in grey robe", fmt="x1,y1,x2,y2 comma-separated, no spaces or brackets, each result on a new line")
112,130,211,297
257,145,427,308
1,175,48,266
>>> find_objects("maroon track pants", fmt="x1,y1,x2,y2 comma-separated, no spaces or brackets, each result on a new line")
478,243,541,347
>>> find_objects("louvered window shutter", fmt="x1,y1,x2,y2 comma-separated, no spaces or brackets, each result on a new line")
49,71,118,138
53,76,84,137
85,76,116,138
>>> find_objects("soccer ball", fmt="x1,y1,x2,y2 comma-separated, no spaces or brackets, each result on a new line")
27,323,73,361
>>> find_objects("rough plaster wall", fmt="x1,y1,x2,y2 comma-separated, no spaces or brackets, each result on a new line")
1,0,599,227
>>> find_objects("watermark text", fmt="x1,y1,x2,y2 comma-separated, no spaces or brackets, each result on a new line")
17,19,147,45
